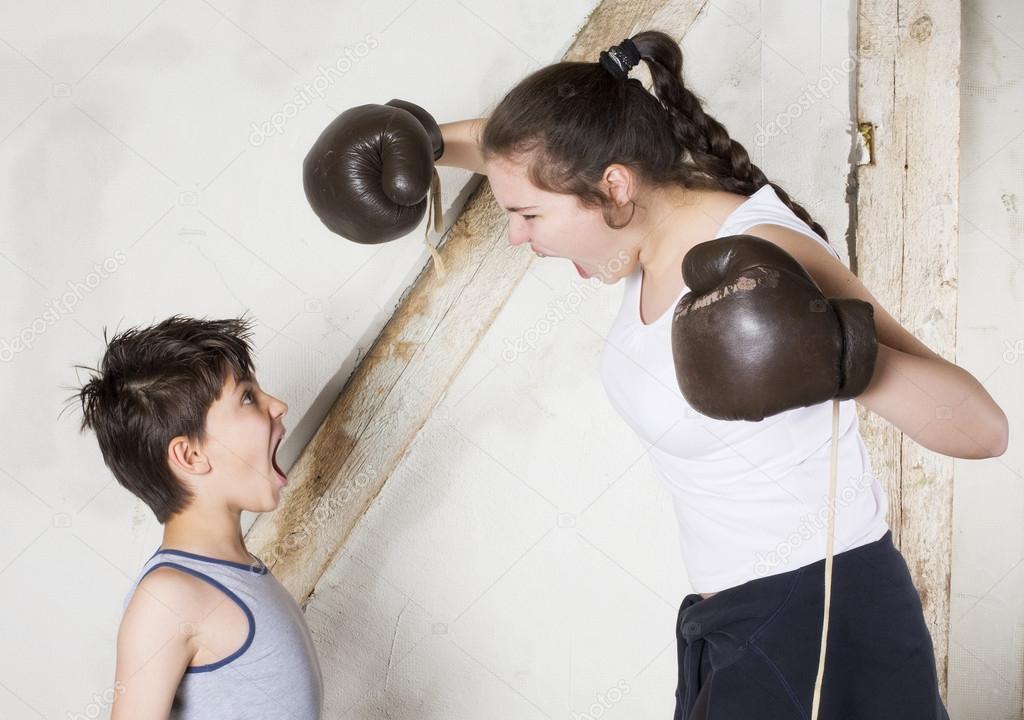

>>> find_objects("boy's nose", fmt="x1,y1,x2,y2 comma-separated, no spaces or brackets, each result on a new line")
271,397,288,418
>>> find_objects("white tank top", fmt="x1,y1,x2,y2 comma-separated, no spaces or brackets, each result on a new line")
599,184,890,593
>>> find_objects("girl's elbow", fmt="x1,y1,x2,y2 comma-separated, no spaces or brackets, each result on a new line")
988,408,1009,457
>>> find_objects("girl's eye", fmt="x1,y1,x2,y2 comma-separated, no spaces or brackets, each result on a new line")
522,214,537,220
243,390,255,405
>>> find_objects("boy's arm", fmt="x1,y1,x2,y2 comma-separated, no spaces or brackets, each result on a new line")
437,117,488,175
111,568,198,719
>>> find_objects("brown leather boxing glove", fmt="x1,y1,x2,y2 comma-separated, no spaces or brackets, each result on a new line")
302,99,444,245
671,234,878,422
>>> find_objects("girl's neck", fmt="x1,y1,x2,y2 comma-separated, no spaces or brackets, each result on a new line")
636,186,747,279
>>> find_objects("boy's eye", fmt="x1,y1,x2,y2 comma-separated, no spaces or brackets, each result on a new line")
242,389,255,404
522,214,537,220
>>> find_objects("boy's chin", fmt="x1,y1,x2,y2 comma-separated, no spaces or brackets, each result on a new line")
242,490,281,514
261,493,282,512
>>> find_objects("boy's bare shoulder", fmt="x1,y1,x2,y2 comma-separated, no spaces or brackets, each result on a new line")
121,565,228,640
113,567,208,716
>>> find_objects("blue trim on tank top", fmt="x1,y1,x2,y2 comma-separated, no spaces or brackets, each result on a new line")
140,561,257,673
146,547,268,574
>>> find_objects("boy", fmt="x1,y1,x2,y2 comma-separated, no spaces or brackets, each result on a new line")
74,315,323,719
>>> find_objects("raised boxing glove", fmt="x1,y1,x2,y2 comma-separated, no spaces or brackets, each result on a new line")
302,98,445,245
671,234,878,422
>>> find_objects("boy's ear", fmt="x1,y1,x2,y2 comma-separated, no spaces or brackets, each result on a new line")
168,436,212,477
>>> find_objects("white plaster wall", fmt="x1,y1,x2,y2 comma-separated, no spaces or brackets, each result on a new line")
0,1,594,715
3,1,1014,719
949,1,1024,718
300,2,861,718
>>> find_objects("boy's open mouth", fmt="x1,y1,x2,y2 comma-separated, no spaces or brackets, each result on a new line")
271,433,288,487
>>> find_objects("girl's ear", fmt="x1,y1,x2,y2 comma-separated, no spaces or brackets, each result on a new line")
602,163,636,206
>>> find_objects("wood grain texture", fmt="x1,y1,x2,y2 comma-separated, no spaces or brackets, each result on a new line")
855,0,960,697
247,0,962,698
243,0,711,603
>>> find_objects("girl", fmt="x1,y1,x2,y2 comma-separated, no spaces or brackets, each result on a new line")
439,29,1007,720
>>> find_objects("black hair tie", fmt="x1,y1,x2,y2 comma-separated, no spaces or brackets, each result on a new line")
599,38,641,80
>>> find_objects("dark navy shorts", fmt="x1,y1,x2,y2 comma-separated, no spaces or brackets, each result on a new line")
673,530,950,719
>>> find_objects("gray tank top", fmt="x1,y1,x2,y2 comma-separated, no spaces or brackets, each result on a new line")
123,548,323,719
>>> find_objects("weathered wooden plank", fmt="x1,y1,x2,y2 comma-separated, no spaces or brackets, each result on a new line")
244,0,710,602
855,0,960,697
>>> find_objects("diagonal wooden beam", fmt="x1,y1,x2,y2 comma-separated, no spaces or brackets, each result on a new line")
243,0,709,602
